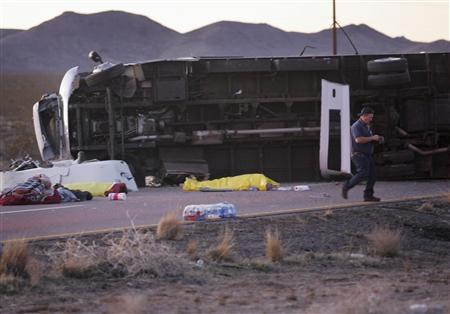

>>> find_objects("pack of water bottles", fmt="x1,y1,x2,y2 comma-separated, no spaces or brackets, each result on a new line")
183,203,237,221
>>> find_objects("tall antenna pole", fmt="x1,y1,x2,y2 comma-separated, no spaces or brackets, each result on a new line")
333,0,337,55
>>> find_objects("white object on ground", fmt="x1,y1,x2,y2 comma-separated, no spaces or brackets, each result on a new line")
276,186,293,191
108,192,127,200
0,160,138,192
309,192,331,198
409,304,428,313
293,185,310,191
349,253,366,259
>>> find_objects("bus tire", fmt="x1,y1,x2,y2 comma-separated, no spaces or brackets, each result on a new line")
367,57,408,73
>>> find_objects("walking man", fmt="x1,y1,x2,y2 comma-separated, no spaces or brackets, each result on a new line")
342,106,384,201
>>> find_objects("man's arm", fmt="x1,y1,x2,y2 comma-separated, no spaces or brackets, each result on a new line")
355,135,381,144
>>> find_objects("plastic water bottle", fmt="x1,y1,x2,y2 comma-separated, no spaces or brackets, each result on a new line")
183,205,206,221
219,203,236,218
108,192,127,200
183,203,236,221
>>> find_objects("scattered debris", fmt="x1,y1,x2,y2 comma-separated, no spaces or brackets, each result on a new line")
309,192,331,198
409,303,445,314
195,259,204,268
144,176,162,188
107,192,127,201
276,186,293,191
0,174,60,205
103,180,128,196
349,253,366,259
293,185,310,191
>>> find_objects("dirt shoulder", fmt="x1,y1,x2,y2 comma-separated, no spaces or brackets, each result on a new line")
1,196,450,314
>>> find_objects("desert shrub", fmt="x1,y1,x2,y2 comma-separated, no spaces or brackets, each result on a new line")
265,229,284,262
46,238,100,278
104,229,189,278
0,273,23,294
323,208,333,219
208,227,234,262
0,240,28,278
417,202,434,212
25,257,43,286
186,240,199,259
47,229,191,279
367,227,401,257
157,212,183,240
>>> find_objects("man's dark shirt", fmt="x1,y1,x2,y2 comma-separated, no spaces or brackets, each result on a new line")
351,119,373,155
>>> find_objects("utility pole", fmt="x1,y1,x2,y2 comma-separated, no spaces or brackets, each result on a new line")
333,0,337,55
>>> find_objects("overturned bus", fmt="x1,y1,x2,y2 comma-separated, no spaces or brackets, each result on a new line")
33,52,450,185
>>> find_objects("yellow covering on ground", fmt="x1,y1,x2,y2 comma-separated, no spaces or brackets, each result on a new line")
64,182,112,197
182,174,279,191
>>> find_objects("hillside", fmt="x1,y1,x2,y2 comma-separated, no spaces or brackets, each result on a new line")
0,28,23,40
0,11,181,73
1,11,449,74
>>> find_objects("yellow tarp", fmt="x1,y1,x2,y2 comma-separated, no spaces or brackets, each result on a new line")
182,174,279,192
64,182,112,197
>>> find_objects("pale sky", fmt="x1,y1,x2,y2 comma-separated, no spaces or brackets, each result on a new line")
0,0,449,42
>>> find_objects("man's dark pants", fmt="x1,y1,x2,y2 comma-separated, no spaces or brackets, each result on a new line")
345,153,376,198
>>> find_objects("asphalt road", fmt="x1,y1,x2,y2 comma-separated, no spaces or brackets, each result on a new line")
1,180,449,241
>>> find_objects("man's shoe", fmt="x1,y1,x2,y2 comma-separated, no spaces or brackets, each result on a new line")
341,184,348,199
364,196,381,202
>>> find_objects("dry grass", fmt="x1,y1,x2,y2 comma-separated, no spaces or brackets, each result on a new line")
367,227,402,257
0,240,29,277
157,212,183,240
25,257,43,286
323,209,333,219
417,202,434,212
265,229,285,262
244,259,274,272
186,240,199,259
208,227,234,262
62,257,98,279
0,273,22,294
104,229,189,278
48,238,100,278
47,228,191,279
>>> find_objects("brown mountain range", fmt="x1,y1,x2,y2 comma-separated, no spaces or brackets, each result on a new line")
1,10,449,74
